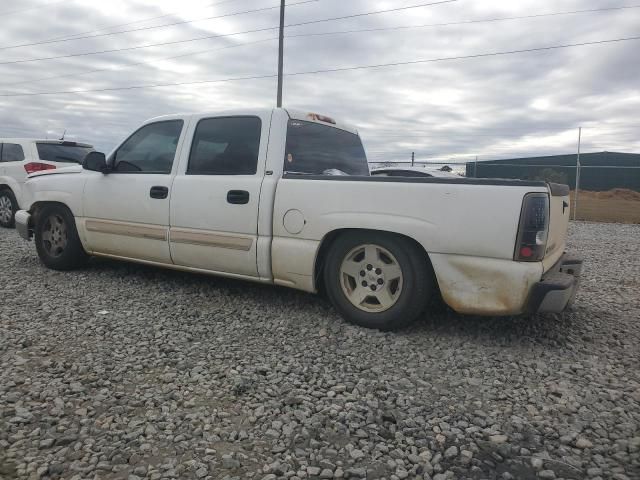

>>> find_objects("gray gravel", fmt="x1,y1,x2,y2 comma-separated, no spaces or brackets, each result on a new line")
1,222,639,480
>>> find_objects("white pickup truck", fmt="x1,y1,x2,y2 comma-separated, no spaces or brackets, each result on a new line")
15,108,582,330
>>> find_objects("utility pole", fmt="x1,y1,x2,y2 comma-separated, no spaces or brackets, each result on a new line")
276,0,285,108
473,155,478,178
573,127,582,221
411,152,415,166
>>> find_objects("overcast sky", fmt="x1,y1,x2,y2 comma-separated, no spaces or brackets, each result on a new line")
0,0,638,164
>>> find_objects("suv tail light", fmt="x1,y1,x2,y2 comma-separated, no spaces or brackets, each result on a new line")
24,162,56,174
515,193,549,262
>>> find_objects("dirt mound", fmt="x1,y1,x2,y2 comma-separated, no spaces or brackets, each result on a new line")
593,188,640,201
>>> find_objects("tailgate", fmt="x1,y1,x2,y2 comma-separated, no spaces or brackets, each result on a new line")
542,183,571,272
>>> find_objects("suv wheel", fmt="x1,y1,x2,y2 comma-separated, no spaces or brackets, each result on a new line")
0,189,18,228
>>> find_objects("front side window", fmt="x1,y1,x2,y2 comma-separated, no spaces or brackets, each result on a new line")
188,117,261,175
284,120,369,176
113,120,183,173
1,143,25,162
36,143,93,163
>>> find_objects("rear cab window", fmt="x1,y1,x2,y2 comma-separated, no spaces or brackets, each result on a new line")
284,120,369,176
36,142,93,164
188,116,261,175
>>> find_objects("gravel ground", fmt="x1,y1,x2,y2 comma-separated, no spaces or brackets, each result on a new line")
1,222,639,480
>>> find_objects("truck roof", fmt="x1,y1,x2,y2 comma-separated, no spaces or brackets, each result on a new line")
146,108,360,136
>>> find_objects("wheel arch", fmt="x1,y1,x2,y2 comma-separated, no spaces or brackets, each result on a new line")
0,182,19,204
313,228,440,294
29,200,75,226
0,174,23,195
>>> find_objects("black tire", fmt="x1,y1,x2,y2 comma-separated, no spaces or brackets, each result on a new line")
324,231,434,331
0,189,18,228
34,204,88,270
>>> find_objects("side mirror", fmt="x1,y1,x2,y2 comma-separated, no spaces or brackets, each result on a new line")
82,151,109,173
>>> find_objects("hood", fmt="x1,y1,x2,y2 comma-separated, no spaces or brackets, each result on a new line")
28,164,83,178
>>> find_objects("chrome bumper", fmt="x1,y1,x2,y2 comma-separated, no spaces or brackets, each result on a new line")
528,254,583,313
15,210,32,241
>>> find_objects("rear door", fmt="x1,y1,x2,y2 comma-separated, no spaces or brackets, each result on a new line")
1,142,28,204
1,142,27,181
82,119,187,263
169,114,270,277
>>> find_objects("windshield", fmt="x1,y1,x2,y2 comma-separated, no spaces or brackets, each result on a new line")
284,120,369,175
36,143,93,163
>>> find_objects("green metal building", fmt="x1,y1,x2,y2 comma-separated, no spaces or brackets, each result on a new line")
466,152,640,191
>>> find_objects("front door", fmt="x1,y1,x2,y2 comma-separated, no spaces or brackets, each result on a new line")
82,119,186,263
169,115,268,277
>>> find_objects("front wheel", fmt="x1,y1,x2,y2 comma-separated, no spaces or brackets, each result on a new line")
34,205,87,270
0,189,17,228
324,232,434,331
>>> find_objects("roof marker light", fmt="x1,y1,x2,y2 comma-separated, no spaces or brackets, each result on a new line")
307,113,336,125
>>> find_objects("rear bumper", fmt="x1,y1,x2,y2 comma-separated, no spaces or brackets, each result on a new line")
15,210,32,241
528,254,583,313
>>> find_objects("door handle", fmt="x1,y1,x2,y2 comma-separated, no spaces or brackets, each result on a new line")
150,186,169,199
227,190,250,205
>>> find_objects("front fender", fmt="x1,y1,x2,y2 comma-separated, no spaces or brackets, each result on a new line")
28,190,78,214
23,174,86,216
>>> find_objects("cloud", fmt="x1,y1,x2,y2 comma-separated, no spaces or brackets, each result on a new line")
0,0,638,161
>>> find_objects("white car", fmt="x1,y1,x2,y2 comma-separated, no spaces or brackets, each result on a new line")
14,108,582,330
0,139,93,227
371,165,459,178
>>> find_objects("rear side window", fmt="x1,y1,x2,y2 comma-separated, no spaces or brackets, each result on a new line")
284,120,369,176
188,117,261,175
36,143,93,163
1,143,25,162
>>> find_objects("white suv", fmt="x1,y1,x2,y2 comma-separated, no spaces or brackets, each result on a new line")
0,139,93,227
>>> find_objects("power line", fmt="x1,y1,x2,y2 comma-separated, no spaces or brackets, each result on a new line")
366,126,640,133
284,35,640,76
0,30,274,67
365,121,640,130
0,39,278,87
1,34,638,98
0,0,456,65
4,3,632,89
0,0,65,17
367,131,640,138
0,0,319,51
286,5,640,39
43,0,241,43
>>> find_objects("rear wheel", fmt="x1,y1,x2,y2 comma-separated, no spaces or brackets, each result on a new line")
0,189,17,228
324,232,433,331
34,205,87,270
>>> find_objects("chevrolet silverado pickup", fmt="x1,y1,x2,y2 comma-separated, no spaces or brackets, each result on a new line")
14,108,583,330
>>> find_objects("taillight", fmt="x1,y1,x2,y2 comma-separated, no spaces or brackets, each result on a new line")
24,162,56,174
514,193,549,262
